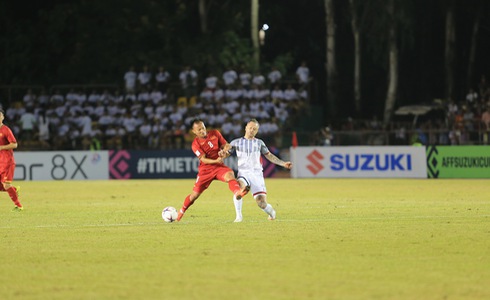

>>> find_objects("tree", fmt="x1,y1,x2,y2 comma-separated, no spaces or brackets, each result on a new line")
465,0,486,90
348,0,376,115
324,0,338,117
444,0,456,102
198,0,211,34
383,0,399,124
251,0,260,71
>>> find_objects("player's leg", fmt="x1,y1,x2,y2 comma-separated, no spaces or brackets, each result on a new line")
255,194,276,220
233,176,250,222
251,175,275,220
177,172,210,221
177,191,201,221
2,165,22,211
219,167,249,199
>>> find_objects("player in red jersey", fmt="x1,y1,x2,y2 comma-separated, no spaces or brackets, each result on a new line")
176,118,249,221
0,109,23,211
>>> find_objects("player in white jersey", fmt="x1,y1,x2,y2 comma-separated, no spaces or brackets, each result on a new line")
224,119,292,222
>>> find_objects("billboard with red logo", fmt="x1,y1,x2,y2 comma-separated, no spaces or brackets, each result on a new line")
291,146,427,178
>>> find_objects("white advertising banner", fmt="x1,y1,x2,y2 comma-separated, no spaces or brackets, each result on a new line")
291,146,427,178
14,151,109,181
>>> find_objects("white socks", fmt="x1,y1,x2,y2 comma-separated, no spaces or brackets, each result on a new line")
263,203,276,219
234,196,276,221
233,195,243,222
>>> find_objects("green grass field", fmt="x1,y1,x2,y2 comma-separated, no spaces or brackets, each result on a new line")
0,179,489,300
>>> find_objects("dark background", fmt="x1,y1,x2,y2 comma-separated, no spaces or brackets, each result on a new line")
1,0,489,120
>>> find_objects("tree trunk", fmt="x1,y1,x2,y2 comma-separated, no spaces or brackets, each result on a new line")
444,1,456,101
383,0,398,125
251,0,260,71
325,0,338,117
466,8,481,89
198,0,208,34
349,0,361,115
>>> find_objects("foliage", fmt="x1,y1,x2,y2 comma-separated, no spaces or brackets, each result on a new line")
0,0,253,85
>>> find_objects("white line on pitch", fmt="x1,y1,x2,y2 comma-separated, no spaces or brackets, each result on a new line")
0,214,488,229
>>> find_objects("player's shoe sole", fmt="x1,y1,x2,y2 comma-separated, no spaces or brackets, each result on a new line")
235,185,250,200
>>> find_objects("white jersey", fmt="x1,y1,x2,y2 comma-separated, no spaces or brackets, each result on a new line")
230,137,269,172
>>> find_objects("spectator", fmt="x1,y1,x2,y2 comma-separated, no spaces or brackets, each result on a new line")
284,84,298,101
150,88,164,105
124,66,137,93
89,132,102,151
87,90,101,104
98,108,115,130
106,100,119,117
267,66,282,86
137,87,151,103
18,108,37,140
121,112,139,148
77,111,93,137
155,66,171,93
320,126,333,146
65,89,77,104
100,89,113,104
271,85,285,101
37,111,51,148
149,118,163,149
179,65,198,99
252,72,266,87
239,66,252,89
125,91,137,104
76,90,88,106
37,89,50,107
296,61,310,87
22,89,36,109
138,119,152,148
223,67,238,87
138,65,152,90
481,106,490,144
171,120,186,148
213,85,225,102
478,75,489,102
143,102,155,120
54,120,70,149
205,73,219,90
200,87,214,103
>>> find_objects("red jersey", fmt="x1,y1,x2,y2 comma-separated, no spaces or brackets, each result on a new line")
191,129,227,169
0,124,17,165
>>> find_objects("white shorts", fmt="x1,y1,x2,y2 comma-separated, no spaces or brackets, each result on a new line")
237,170,266,197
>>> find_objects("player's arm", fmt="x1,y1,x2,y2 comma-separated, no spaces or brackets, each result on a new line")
193,142,223,164
218,143,233,158
0,142,18,151
199,154,225,165
264,152,292,169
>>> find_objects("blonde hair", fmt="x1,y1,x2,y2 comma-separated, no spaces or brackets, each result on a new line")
248,119,260,126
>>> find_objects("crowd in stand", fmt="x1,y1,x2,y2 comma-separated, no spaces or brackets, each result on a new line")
5,63,312,151
310,74,490,146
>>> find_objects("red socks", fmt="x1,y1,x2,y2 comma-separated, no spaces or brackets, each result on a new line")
228,179,241,194
181,180,241,213
7,187,22,207
181,195,194,213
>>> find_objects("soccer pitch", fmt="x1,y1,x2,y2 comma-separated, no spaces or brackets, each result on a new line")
1,179,489,300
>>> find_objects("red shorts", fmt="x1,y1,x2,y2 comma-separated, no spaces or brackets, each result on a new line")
0,163,15,184
193,164,233,193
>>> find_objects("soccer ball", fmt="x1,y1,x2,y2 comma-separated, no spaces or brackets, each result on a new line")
162,206,178,223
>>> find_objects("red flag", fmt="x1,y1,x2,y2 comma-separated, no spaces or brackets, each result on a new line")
292,131,298,148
